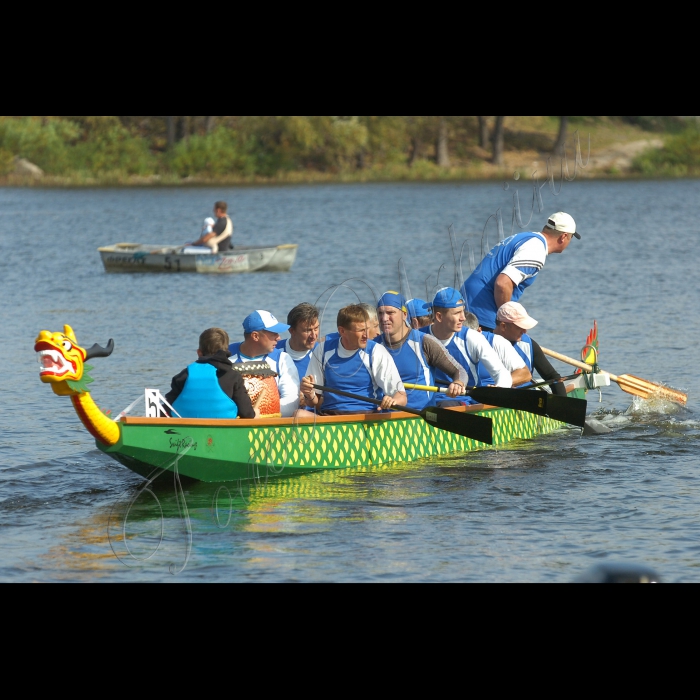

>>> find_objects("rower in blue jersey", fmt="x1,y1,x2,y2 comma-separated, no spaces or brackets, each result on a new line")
406,298,431,329
374,291,468,410
420,287,512,405
229,310,300,417
299,304,407,415
460,211,580,331
165,327,257,419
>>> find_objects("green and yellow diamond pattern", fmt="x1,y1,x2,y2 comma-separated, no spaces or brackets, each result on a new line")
246,408,563,471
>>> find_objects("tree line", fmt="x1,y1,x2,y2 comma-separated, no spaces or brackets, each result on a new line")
0,117,680,180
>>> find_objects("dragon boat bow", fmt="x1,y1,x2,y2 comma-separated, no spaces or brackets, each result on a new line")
35,325,594,484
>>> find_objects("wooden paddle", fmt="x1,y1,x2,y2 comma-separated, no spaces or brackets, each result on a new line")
540,347,688,405
403,383,588,428
311,383,493,445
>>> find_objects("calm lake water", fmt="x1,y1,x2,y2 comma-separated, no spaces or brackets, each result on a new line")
1,179,698,582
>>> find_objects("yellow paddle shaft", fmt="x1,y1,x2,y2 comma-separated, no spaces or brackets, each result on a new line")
404,383,444,393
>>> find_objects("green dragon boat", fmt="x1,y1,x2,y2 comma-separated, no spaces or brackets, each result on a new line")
34,324,598,484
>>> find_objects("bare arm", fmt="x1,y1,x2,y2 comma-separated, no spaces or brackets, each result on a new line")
511,367,533,386
381,389,407,409
494,273,515,310
190,232,215,246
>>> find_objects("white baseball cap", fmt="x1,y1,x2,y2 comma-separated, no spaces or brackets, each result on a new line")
496,302,538,329
545,212,580,239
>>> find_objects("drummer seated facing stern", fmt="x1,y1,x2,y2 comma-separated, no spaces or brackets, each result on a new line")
298,304,406,416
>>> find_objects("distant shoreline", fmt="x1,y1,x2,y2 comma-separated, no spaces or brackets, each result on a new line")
0,169,690,189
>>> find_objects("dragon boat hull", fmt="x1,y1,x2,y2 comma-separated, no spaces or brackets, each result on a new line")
98,243,298,274
98,391,585,483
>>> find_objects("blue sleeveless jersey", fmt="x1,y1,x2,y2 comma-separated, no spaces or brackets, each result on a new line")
321,335,379,412
172,362,238,419
377,329,432,410
514,333,534,371
476,331,496,386
275,338,317,378
460,231,546,329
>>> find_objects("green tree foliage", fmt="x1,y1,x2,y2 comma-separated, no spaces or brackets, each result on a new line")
633,124,700,176
0,116,156,175
0,115,687,182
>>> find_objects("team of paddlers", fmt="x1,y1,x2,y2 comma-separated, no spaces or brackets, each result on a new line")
165,211,581,419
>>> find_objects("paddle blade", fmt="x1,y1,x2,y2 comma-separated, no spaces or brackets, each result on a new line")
420,406,493,445
468,387,588,428
468,386,548,413
545,394,588,428
617,374,687,405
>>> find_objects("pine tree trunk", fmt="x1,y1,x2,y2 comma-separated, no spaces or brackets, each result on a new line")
408,138,421,166
205,116,216,133
436,117,450,167
552,116,568,155
477,116,489,149
176,116,188,142
166,116,175,149
492,116,505,166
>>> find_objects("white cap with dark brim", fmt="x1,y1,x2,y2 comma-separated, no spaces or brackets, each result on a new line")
546,212,580,239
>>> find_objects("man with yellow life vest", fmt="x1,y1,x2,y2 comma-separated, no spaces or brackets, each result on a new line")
188,201,234,253
374,291,468,410
165,328,257,419
420,287,512,405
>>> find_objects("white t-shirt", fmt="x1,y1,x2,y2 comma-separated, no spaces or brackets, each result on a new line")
428,326,513,388
501,235,548,286
490,334,526,372
282,339,313,363
306,339,405,398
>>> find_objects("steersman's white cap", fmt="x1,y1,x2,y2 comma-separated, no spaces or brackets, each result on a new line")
546,212,580,239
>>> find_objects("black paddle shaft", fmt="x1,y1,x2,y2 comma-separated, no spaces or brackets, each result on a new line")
311,384,493,444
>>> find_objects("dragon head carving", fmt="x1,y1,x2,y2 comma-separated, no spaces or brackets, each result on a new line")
35,324,113,396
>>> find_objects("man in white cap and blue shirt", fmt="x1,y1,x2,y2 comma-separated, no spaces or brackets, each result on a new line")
421,287,512,405
375,291,469,410
460,211,580,332
229,310,300,417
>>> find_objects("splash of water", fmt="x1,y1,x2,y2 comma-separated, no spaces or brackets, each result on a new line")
625,395,685,416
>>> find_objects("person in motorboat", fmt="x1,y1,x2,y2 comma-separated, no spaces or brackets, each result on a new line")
464,307,532,387
298,304,407,415
460,211,580,332
420,287,512,405
374,291,468,410
406,298,431,329
165,328,258,419
186,201,234,254
229,310,300,417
